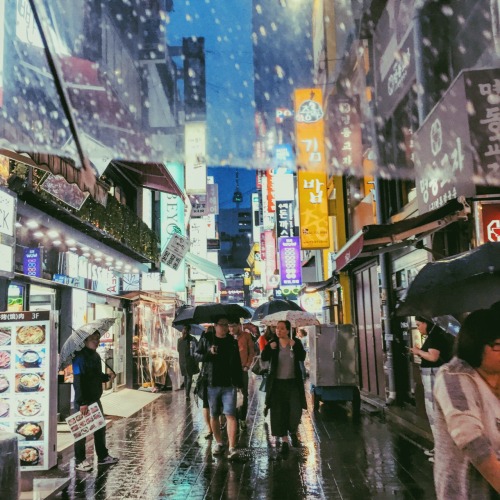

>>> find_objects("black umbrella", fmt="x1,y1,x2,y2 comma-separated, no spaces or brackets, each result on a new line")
252,299,303,321
173,303,252,326
173,323,205,336
396,242,500,318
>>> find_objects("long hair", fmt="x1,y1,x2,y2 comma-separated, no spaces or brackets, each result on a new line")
415,315,433,333
456,309,500,367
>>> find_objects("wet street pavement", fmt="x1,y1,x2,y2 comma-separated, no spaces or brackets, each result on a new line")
51,377,437,499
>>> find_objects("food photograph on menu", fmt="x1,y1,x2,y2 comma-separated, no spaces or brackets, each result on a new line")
15,373,45,393
15,347,46,369
0,350,11,369
19,445,43,467
0,374,10,394
16,325,46,345
0,397,9,418
15,421,43,441
16,398,43,418
0,327,11,346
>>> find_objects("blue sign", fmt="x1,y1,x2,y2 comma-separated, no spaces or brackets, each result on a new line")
272,144,295,172
23,248,42,278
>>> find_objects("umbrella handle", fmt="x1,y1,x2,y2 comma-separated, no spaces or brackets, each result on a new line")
103,359,116,376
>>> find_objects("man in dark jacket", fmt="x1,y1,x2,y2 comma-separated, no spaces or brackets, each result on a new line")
195,316,243,460
72,331,119,472
177,325,199,400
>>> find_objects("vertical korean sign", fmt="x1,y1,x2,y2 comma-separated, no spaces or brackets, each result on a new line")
294,88,326,172
0,311,57,470
298,171,329,249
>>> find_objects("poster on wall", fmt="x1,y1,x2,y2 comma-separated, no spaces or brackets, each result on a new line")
0,311,57,470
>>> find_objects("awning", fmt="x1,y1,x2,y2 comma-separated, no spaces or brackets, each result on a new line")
184,252,227,285
114,161,183,197
299,275,337,294
0,149,47,171
334,198,470,272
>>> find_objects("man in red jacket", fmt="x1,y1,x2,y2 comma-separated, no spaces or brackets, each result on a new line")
229,317,255,429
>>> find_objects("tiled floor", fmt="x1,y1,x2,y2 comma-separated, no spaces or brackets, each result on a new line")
48,377,437,499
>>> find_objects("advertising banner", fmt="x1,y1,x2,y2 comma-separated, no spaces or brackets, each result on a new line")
297,170,330,249
476,201,500,244
185,122,207,194
0,310,57,470
251,193,260,243
276,200,294,238
23,248,42,278
278,237,302,286
263,230,278,290
294,88,326,172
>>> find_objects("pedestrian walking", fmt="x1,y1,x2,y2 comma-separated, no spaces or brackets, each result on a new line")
261,320,306,454
72,331,119,472
196,316,243,460
409,315,452,462
296,328,308,381
228,316,255,429
433,308,500,499
177,325,199,400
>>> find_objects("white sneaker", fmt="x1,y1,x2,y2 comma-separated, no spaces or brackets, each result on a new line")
75,459,93,472
213,443,225,456
424,448,435,456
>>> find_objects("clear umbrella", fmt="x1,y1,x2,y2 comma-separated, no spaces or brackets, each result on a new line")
58,317,117,370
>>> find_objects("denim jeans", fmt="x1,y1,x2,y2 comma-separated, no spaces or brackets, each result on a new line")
207,386,237,417
74,400,108,463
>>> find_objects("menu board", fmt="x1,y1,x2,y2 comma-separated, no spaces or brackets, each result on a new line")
0,311,56,470
65,402,106,441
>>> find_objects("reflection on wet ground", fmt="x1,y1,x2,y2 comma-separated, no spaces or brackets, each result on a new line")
52,377,436,499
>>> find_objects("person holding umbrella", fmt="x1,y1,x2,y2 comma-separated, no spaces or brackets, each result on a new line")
72,330,119,472
261,320,306,454
433,308,500,498
409,316,451,462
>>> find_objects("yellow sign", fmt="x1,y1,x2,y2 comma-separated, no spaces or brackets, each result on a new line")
243,268,252,286
298,170,330,249
294,88,326,172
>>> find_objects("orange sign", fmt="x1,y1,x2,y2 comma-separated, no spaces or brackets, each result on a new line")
298,171,330,249
294,88,326,172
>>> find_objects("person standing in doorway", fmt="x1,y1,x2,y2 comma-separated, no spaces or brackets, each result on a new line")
409,316,451,462
177,325,199,400
72,331,119,472
196,316,243,460
228,317,255,429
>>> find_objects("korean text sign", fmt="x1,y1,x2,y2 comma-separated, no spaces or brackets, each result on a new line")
298,171,330,249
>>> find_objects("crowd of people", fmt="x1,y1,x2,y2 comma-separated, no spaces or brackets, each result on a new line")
69,303,500,498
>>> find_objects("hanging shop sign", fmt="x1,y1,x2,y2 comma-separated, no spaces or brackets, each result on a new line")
294,88,326,172
162,162,186,293
160,233,190,271
413,68,500,213
251,193,260,243
263,230,277,290
40,174,90,211
328,94,363,173
276,200,294,238
278,236,302,287
297,170,330,249
372,0,415,120
0,310,57,470
272,144,295,171
266,169,276,213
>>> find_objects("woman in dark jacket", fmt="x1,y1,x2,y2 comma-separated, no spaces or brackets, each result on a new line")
177,325,199,400
261,320,306,454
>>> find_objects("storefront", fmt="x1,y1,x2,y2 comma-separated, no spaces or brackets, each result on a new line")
127,292,181,392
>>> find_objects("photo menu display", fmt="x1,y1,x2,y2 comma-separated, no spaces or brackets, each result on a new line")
0,311,52,470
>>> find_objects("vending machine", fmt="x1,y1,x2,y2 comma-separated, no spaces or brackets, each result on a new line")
306,323,360,416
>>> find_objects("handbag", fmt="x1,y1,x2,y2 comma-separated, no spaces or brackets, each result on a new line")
193,369,207,400
251,355,270,376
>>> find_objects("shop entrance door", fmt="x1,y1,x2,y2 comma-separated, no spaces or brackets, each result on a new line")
354,264,386,399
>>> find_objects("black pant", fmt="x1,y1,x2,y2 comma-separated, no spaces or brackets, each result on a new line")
74,400,108,463
184,374,193,395
270,379,302,437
